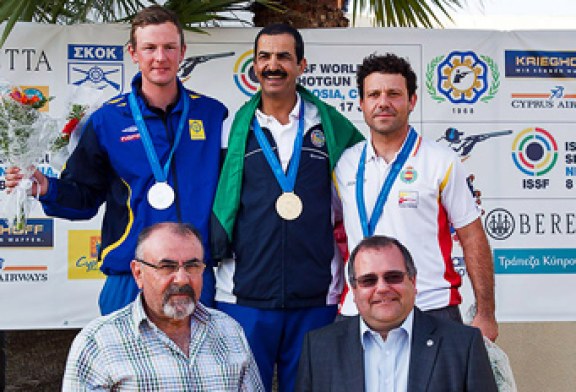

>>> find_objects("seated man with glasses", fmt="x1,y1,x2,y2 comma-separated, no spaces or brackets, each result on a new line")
296,235,497,392
63,222,263,391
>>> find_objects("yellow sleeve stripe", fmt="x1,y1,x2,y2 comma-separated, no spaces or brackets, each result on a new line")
439,162,453,197
332,171,341,198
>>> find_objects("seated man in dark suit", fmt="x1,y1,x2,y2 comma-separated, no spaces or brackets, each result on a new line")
296,235,497,392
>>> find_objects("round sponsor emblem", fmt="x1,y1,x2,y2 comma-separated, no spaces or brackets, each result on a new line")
436,51,490,104
310,129,326,148
484,208,515,240
511,127,558,176
400,166,417,183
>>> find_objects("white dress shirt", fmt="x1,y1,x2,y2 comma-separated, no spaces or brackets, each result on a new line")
255,93,319,171
360,310,414,392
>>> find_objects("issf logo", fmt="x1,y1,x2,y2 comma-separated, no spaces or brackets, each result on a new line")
427,51,499,104
511,127,558,176
233,50,260,97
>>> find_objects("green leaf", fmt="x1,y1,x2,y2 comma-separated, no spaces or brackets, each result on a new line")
350,0,472,28
0,0,281,48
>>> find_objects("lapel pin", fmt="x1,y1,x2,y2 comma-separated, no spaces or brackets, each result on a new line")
426,339,434,347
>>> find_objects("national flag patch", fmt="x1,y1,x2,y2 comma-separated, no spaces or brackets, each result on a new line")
400,166,418,184
398,191,418,208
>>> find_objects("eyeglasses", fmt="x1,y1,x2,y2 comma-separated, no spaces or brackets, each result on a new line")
136,258,205,277
354,270,407,288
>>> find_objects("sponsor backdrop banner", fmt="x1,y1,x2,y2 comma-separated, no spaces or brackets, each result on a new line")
0,24,574,328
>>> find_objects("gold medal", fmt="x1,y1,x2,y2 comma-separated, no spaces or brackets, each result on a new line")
147,182,175,210
275,192,303,220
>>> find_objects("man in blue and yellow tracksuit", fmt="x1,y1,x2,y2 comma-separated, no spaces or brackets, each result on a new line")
42,73,226,314
6,6,227,315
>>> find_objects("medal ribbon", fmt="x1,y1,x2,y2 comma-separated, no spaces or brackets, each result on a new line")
128,90,189,184
252,98,305,193
356,128,418,238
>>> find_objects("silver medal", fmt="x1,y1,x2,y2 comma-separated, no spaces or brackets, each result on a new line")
147,182,175,210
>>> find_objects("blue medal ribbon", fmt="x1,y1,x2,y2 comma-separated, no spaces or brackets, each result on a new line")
252,98,305,193
128,90,189,185
356,128,418,238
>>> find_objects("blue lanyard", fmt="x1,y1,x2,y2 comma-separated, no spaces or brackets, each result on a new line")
356,128,418,238
128,90,189,183
252,99,305,193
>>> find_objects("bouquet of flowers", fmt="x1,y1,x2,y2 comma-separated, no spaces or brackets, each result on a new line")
50,85,104,169
0,82,57,230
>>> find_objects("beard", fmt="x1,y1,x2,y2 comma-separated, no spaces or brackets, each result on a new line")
162,284,196,320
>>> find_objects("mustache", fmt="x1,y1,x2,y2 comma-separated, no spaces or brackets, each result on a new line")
262,69,288,78
375,108,396,115
163,284,196,302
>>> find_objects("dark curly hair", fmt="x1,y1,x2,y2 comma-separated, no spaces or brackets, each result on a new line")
356,53,417,99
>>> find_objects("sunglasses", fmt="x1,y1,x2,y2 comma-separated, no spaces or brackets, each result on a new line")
354,270,407,288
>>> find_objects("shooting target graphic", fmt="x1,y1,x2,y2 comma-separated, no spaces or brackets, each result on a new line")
233,50,259,97
511,127,558,176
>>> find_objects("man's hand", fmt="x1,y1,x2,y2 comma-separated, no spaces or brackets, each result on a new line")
472,313,499,342
5,167,49,197
456,219,498,341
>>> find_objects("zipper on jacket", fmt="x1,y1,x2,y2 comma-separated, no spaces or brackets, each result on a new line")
160,110,182,222
281,216,287,308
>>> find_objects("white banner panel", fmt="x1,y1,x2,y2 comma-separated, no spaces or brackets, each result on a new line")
0,23,575,328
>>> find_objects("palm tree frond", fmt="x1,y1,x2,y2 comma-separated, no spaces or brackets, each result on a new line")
0,0,281,48
0,0,29,47
0,0,474,48
351,0,469,28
